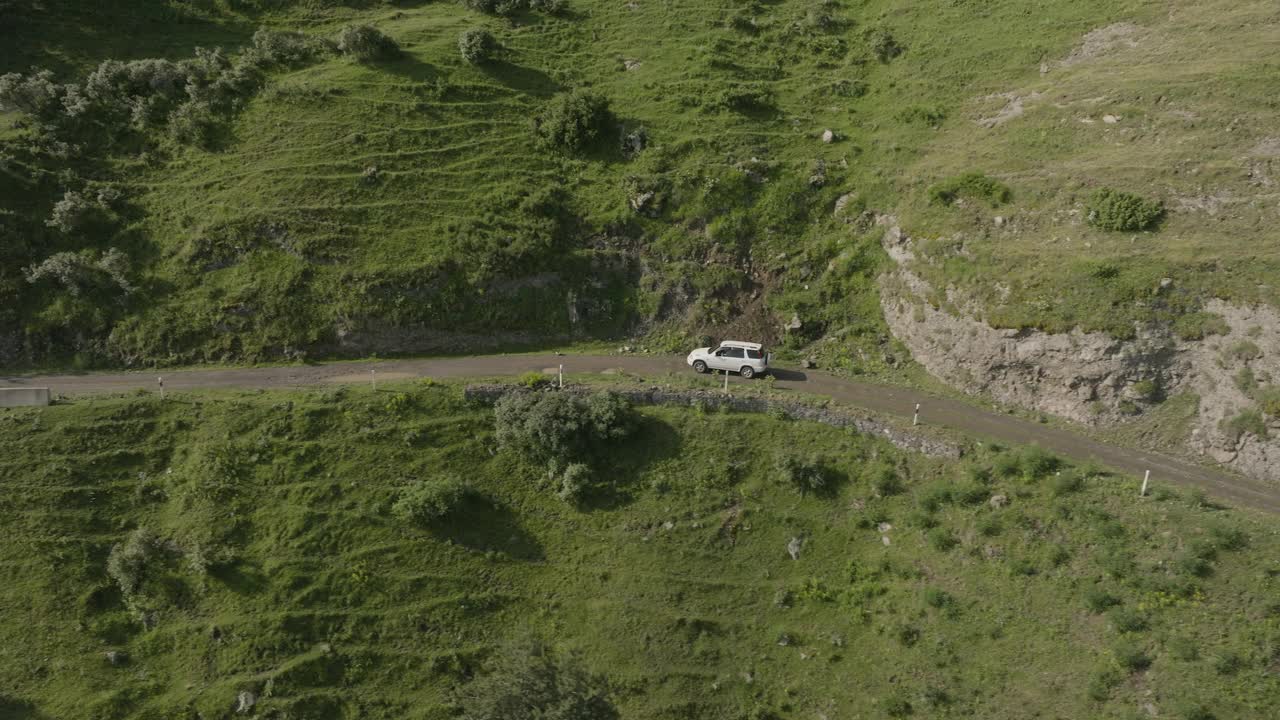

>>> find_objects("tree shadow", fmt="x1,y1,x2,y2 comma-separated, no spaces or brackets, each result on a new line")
0,698,52,720
481,60,562,98
769,368,808,382
210,559,271,595
433,494,544,560
581,414,684,510
370,54,444,84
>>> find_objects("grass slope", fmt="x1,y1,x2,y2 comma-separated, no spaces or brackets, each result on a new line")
1,382,1277,719
8,1,1276,368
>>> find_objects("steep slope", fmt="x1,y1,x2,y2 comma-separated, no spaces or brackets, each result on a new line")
1,384,1277,718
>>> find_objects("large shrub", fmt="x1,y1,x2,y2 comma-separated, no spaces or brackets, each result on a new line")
107,528,162,597
532,90,616,153
459,28,498,65
24,247,134,297
248,28,331,67
1087,188,1163,231
773,452,830,496
456,639,618,720
494,390,634,468
336,25,401,61
392,477,470,523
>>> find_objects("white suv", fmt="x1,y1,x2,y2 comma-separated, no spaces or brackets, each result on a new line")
687,340,770,379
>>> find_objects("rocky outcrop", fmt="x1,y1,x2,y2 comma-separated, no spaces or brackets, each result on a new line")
463,384,963,459
876,217,1280,483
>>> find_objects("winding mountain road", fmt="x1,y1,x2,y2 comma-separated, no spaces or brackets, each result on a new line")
5,354,1278,514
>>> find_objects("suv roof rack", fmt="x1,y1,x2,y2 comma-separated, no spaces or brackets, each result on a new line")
719,340,763,351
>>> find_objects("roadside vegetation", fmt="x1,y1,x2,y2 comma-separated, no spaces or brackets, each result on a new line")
1,382,1276,718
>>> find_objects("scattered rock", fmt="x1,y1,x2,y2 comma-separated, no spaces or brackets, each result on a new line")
989,494,1009,509
801,358,816,369
105,650,127,666
361,165,380,184
877,522,893,533
834,192,857,217
786,536,803,560
785,314,803,332
993,216,1005,227
235,691,256,714
619,345,634,354
881,535,891,546
662,520,675,531
1103,114,1121,124
821,129,835,143
808,159,827,188
622,59,642,71
1159,277,1174,290
628,190,656,214
777,632,793,646
621,127,647,156
983,545,1004,559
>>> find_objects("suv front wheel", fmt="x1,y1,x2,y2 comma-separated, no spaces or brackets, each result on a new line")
692,360,708,374
740,366,755,379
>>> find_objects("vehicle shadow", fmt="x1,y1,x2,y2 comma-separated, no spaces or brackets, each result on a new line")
769,368,808,382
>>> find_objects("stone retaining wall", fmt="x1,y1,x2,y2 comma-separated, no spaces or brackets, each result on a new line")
463,384,963,459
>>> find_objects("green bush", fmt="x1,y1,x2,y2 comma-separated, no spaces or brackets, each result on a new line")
557,463,592,503
1113,641,1151,673
459,28,498,64
392,477,469,523
249,28,331,67
494,390,634,468
868,29,904,62
106,528,161,597
870,464,903,496
1224,340,1262,363
1257,386,1280,417
1108,607,1148,633
1172,312,1230,341
1130,379,1159,401
1211,650,1245,676
1018,445,1061,481
1086,188,1163,231
336,25,400,61
457,638,618,720
928,172,1011,207
1219,408,1268,442
927,528,957,552
773,452,830,497
1049,469,1084,496
518,371,550,389
708,84,774,114
1084,586,1121,613
533,90,616,152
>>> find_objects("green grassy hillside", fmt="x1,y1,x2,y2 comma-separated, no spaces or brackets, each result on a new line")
1,1,1277,369
1,383,1277,719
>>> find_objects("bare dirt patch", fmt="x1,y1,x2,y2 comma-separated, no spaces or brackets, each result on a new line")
1056,22,1144,69
977,91,1043,128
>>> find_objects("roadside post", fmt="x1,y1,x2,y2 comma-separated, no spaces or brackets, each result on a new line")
1140,470,1150,497
158,377,164,400
371,369,376,392
559,364,564,389
723,370,729,394
913,403,920,426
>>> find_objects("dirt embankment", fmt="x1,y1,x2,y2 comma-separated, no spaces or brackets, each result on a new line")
876,218,1280,484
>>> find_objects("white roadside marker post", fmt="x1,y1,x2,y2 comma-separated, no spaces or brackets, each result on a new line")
158,377,164,400
723,370,729,394
1140,470,1150,497
371,369,376,392
559,364,564,389
913,403,920,426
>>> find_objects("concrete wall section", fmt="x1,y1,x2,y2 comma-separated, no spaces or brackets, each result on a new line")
0,387,51,407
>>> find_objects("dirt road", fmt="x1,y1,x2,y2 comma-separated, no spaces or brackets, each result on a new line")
5,354,1278,513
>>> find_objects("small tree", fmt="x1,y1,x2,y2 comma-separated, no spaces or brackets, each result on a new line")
1087,188,1163,231
392,477,470,523
532,90,616,153
459,28,498,65
456,639,619,720
336,25,401,61
494,390,634,469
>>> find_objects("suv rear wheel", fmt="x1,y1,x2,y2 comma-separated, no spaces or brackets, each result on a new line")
693,360,708,374
740,366,755,379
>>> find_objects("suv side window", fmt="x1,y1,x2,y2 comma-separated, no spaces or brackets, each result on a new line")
723,347,745,359
746,349,762,360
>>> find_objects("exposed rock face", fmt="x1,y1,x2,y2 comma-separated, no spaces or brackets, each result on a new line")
876,217,1280,483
